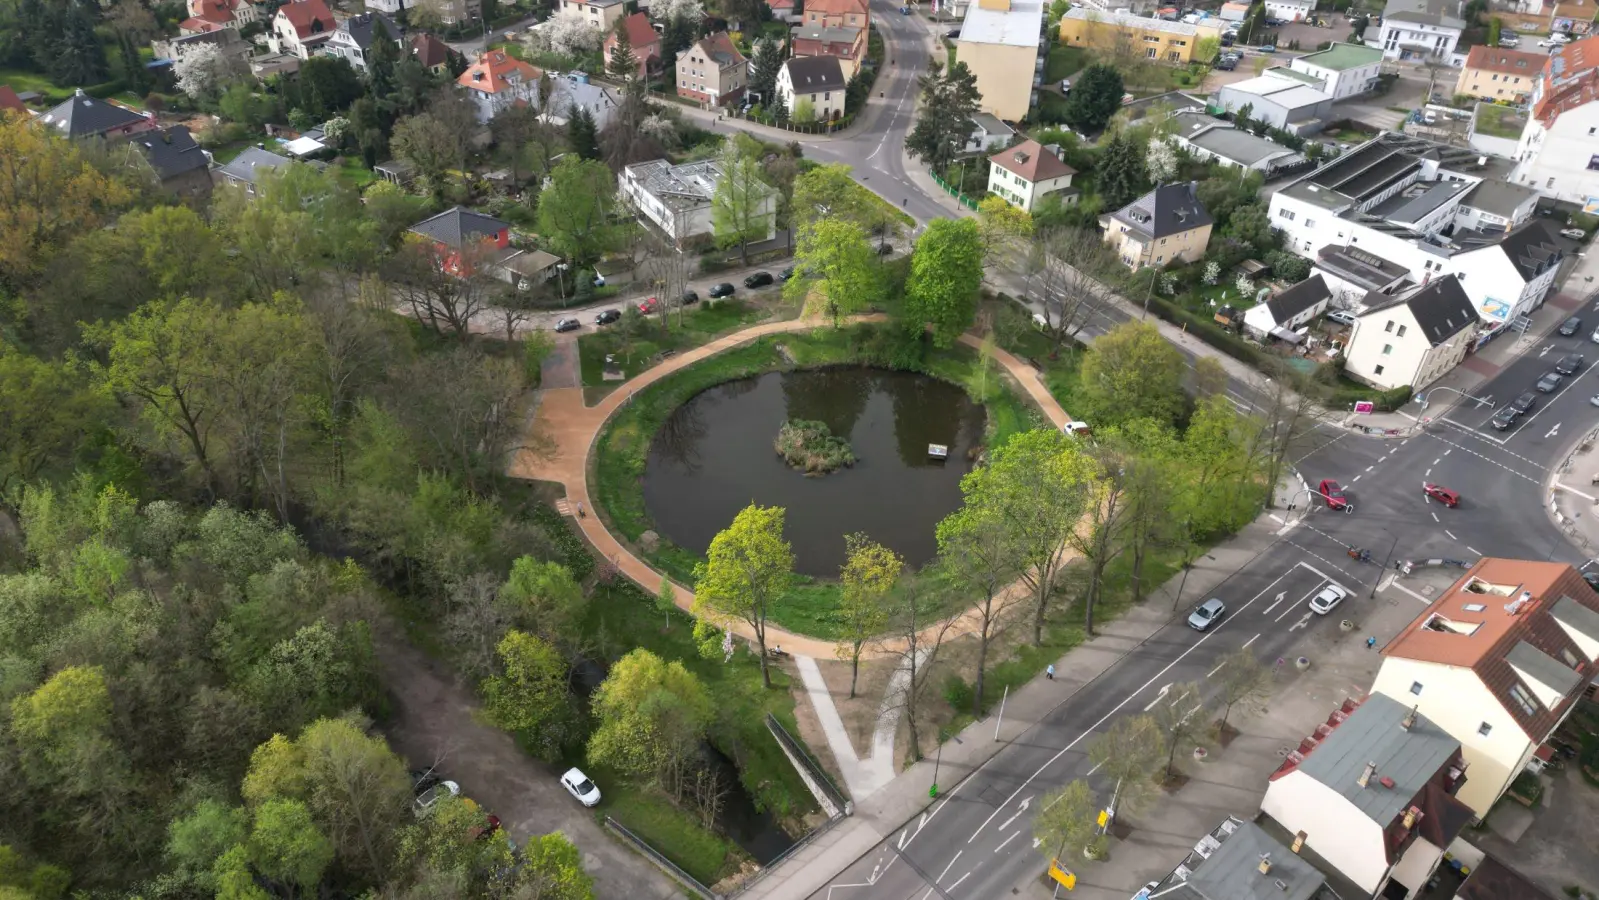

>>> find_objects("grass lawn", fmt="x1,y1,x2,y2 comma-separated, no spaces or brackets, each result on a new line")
1044,45,1089,82
1474,105,1526,139
1333,127,1375,142
208,141,254,164
576,299,774,386
332,156,380,188
592,781,743,885
0,67,71,103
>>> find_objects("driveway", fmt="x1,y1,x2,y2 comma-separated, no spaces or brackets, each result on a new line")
372,629,681,900
1475,762,1599,897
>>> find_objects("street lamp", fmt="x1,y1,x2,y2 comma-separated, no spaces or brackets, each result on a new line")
1370,528,1401,599
930,728,946,798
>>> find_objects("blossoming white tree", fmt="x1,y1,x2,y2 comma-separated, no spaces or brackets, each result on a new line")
1146,138,1179,183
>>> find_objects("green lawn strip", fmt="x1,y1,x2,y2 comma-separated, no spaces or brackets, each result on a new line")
577,300,772,386
1044,46,1089,82
590,780,744,885
0,67,69,102
333,157,379,188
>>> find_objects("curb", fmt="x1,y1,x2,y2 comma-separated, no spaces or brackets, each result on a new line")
1543,425,1599,557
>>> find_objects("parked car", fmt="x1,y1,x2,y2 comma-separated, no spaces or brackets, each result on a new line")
414,780,461,816
594,308,621,325
1491,407,1519,431
1257,44,1277,53
1560,315,1583,336
1318,478,1350,512
778,265,797,281
1188,598,1226,631
1557,353,1585,375
1585,571,1599,593
1498,35,1520,46
708,282,736,298
1062,420,1092,437
1561,228,1587,240
1511,391,1539,414
682,289,700,304
1308,584,1347,615
553,317,580,333
1215,57,1237,70
1423,482,1460,507
1327,309,1357,326
744,271,775,288
561,768,602,807
1060,78,1071,92
637,296,660,314
1540,33,1571,46
1537,371,1564,393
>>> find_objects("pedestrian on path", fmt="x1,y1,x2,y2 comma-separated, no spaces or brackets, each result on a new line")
1366,636,1377,650
576,501,585,518
1046,664,1055,680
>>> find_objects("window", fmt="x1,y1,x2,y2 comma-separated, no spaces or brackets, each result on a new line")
1374,364,1385,375
1589,155,1599,172
1548,177,1557,188
1589,126,1596,136
1304,218,1316,228
1410,681,1424,695
1491,74,1498,81
1382,344,1393,355
1385,320,1395,332
1147,48,1157,58
1279,209,1296,221
1509,684,1537,715
1478,722,1492,736
1562,647,1579,668
1397,325,1407,337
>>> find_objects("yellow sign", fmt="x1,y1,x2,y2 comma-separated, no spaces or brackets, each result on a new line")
1048,859,1077,890
1096,810,1109,828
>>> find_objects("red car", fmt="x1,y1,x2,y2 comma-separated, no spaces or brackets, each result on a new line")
637,296,659,314
1318,479,1351,512
1423,483,1460,507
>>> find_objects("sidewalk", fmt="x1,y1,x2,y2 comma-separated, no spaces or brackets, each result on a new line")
1545,424,1599,558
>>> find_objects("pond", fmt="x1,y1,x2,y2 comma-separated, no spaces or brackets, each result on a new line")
641,368,987,578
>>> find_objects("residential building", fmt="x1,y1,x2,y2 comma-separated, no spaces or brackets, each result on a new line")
179,0,258,34
217,145,292,197
791,23,867,79
1371,558,1599,818
676,32,747,108
619,158,776,243
1456,46,1544,102
1140,816,1344,900
0,84,26,116
559,0,627,33
1455,179,1540,233
957,0,1045,121
1243,274,1332,341
426,0,480,24
125,125,212,200
365,0,408,16
457,50,541,124
1058,8,1220,65
155,28,252,69
410,32,454,74
37,90,157,142
1375,0,1465,61
986,139,1078,212
1510,40,1599,203
325,12,402,72
1260,694,1473,900
541,73,620,130
1101,182,1213,270
1211,70,1335,133
1454,853,1559,900
408,206,510,274
1219,0,1250,20
1343,274,1479,389
966,111,1016,152
270,0,337,60
604,13,661,79
1286,42,1383,99
775,55,846,120
1265,0,1314,20
802,0,869,31
767,0,797,18
1169,112,1307,174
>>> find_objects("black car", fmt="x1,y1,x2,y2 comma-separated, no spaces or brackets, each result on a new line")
778,265,796,281
1585,571,1599,593
1537,371,1564,393
1490,408,1519,431
1557,353,1586,375
744,271,774,288
1511,391,1539,414
553,317,581,333
594,309,621,325
1215,58,1236,70
682,289,700,304
708,282,736,298
1560,316,1584,336
877,243,894,255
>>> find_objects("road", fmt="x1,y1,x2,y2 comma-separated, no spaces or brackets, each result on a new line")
445,13,544,57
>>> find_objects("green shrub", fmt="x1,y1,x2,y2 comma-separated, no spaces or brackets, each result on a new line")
942,674,973,711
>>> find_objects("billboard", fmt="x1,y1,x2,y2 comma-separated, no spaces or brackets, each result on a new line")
1584,196,1599,215
1479,297,1512,322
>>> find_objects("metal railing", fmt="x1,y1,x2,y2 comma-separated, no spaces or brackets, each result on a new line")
766,713,850,815
603,816,721,900
725,810,850,898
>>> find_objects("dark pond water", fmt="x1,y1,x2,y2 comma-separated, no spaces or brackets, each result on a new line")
641,367,987,578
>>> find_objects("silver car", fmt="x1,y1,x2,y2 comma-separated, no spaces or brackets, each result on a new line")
1188,598,1226,631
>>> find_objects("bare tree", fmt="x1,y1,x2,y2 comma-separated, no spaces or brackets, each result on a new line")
872,572,962,762
1151,681,1208,779
1086,714,1163,828
385,238,508,339
690,767,727,829
1241,367,1329,510
1215,647,1270,739
1068,451,1134,636
1025,227,1120,357
386,346,531,493
305,286,397,486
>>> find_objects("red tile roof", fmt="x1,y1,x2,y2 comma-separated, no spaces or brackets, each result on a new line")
806,0,868,16
1463,45,1544,76
989,139,1076,183
0,85,26,115
694,31,746,67
610,12,660,50
410,32,452,69
277,0,335,39
457,49,541,95
1533,66,1599,126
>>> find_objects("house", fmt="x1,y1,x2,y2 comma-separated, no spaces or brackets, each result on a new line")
620,158,776,243
410,32,454,74
1260,694,1474,900
1456,46,1544,102
1265,0,1314,21
1169,113,1306,174
1371,558,1599,818
766,0,797,18
1058,9,1222,66
559,0,627,33
1510,39,1599,203
1101,182,1213,270
156,29,252,69
775,55,845,120
1455,180,1539,233
1375,0,1465,61
1343,274,1478,390
37,90,157,142
270,0,337,60
803,0,869,31
676,32,747,108
1140,816,1344,900
179,0,257,33
954,0,1045,121
1218,0,1250,21
1243,274,1332,341
0,84,26,116
217,145,292,197
965,111,1015,153
457,49,541,124
1286,42,1383,99
1314,245,1412,310
986,139,1077,212
125,125,213,200
604,13,661,79
791,24,867,80
325,12,402,72
1211,71,1335,134
541,74,620,130
408,206,511,275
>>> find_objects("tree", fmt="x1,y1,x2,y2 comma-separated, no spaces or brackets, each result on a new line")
606,16,640,81
0,348,105,494
174,42,242,103
1024,227,1120,357
392,112,466,199
295,718,412,882
792,97,817,124
873,572,961,760
0,115,133,280
500,557,588,651
1077,321,1186,428
692,503,794,688
167,800,249,885
1224,202,1277,252
749,38,784,105
587,649,713,783
791,163,873,232
905,218,984,347
519,833,596,900
656,577,678,630
537,13,605,56
1086,714,1163,825
1063,63,1124,133
835,534,900,699
784,217,882,327
1095,131,1149,213
248,798,334,898
1152,681,1208,779
711,137,775,264
567,105,600,160
481,630,576,762
385,236,505,340
1194,35,1221,63
975,195,1033,270
1215,647,1270,736
935,505,1026,717
1146,137,1178,182
1033,779,1101,864
537,156,616,268
905,60,982,175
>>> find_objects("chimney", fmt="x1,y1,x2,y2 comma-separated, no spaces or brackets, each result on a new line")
1357,761,1377,788
1258,853,1272,875
1291,831,1307,854
1402,705,1418,730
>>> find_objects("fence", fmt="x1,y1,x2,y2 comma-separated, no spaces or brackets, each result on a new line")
765,713,850,817
603,817,722,900
927,169,981,210
725,808,850,898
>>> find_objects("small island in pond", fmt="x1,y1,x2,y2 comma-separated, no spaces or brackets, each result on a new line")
774,419,857,475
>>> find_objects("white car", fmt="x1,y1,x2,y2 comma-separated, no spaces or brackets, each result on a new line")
1540,34,1570,46
414,779,460,815
1560,228,1587,240
1060,78,1071,92
1308,584,1347,615
561,768,602,807
1327,309,1358,326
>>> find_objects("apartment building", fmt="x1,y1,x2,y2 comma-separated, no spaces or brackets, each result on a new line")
1058,8,1219,65
1101,182,1213,270
957,0,1045,121
1374,0,1465,61
1456,46,1544,102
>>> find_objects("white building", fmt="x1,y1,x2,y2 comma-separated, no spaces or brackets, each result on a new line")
620,159,776,243
1454,179,1539,233
1168,111,1306,174
1344,274,1478,390
323,12,401,72
1242,274,1332,341
1211,70,1335,133
966,112,1016,153
1375,0,1465,61
1260,694,1473,900
456,49,540,124
1371,558,1599,818
1511,49,1599,205
1286,42,1384,100
269,0,336,59
1264,0,1314,21
774,55,846,121
986,139,1078,212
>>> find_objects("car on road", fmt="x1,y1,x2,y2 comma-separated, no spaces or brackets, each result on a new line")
1423,482,1460,507
1188,598,1226,631
744,271,775,288
553,317,580,333
708,282,736,298
414,779,460,816
1561,228,1587,240
561,768,602,807
1540,34,1570,46
638,296,660,314
1512,391,1539,414
778,265,796,281
1537,371,1564,393
1592,393,1599,408
1560,316,1583,336
1308,584,1348,615
594,308,621,325
1557,353,1586,375
1491,407,1519,431
1258,43,1277,52
1318,478,1350,511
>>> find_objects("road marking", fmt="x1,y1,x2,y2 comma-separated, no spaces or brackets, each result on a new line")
1243,632,1260,648
1425,468,1432,477
1278,582,1325,621
1085,761,1102,776
1387,579,1432,604
1433,458,1441,465
947,872,970,891
1446,529,1457,540
994,831,1021,854
1207,659,1228,677
1547,423,1563,439
1260,591,1289,616
1558,482,1599,501
1269,514,1285,524
899,828,909,850
920,812,929,831
1432,512,1439,522
1353,475,1362,483
998,797,1033,831
1141,684,1172,712
1445,449,1452,455
1467,546,1481,555
1365,465,1374,472
935,852,961,884
1288,612,1313,632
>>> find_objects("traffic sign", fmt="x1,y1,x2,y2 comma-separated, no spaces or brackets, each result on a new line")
1048,859,1076,890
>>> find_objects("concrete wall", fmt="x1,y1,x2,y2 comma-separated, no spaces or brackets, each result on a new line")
1456,67,1536,102
955,40,1038,121
1512,102,1599,204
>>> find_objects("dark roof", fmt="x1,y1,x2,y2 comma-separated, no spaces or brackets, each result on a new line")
131,125,209,181
408,206,509,248
218,145,291,186
783,54,846,92
1458,855,1558,900
1111,182,1213,240
1413,779,1474,849
38,90,148,138
0,85,25,115
696,31,746,67
1161,821,1327,900
410,32,452,68
1493,220,1564,282
1286,693,1460,827
338,12,400,51
1316,245,1410,293
1358,274,1477,347
1265,275,1331,324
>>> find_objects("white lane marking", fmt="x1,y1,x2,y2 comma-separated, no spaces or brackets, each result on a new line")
1445,448,1452,455
1366,465,1374,472
1243,632,1260,648
1433,457,1441,465
1207,659,1228,677
1558,483,1599,501
1278,582,1326,622
995,831,1021,853
1288,611,1314,632
1467,546,1481,555
1432,512,1440,522
1389,579,1432,604
1547,423,1563,439
1261,590,1290,616
1085,761,1102,776
1425,468,1432,477
899,828,909,850
997,797,1033,831
1446,530,1458,540
935,852,962,884
1141,683,1172,712
947,872,970,892
1353,475,1362,483
920,811,929,831
1269,514,1285,524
